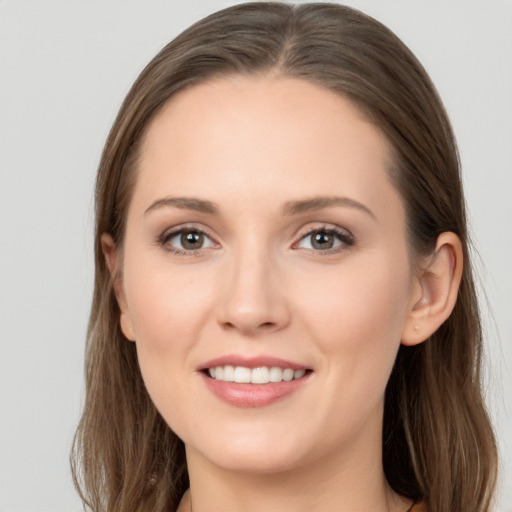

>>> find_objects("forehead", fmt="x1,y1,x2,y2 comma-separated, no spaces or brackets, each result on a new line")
132,75,400,218
143,74,389,160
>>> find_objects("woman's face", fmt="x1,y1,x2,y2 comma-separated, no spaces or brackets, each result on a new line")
112,76,422,474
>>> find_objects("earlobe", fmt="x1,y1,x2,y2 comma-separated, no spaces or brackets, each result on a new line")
100,233,136,342
402,232,463,346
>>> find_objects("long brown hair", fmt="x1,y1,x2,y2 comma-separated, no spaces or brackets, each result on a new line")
71,3,498,511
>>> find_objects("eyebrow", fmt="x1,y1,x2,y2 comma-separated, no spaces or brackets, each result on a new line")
144,196,219,215
144,194,375,220
282,196,376,220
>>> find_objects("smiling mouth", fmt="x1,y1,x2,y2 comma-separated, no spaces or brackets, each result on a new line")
205,365,311,384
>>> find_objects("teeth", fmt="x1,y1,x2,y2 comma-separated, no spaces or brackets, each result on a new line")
207,365,308,384
251,367,269,384
223,365,235,381
294,369,306,379
234,366,251,383
283,368,294,381
269,367,283,382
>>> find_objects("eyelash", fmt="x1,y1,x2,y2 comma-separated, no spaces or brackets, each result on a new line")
157,225,218,256
157,224,355,256
292,225,355,254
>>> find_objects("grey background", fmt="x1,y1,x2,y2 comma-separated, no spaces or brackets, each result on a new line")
0,1,510,510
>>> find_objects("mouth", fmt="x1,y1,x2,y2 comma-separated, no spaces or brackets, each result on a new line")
199,356,313,408
205,365,310,384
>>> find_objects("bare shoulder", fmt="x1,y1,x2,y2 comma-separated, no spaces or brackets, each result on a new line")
175,489,190,512
409,501,426,512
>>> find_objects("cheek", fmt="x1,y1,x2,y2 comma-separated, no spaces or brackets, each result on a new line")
298,254,411,387
122,258,216,432
316,243,410,328
121,248,216,407
124,253,213,350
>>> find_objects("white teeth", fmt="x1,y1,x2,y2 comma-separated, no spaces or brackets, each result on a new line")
269,366,283,382
208,365,308,384
282,368,294,381
223,365,235,381
294,369,306,379
251,367,269,384
234,366,251,383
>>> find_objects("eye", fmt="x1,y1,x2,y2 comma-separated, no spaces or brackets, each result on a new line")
295,227,354,252
160,227,216,254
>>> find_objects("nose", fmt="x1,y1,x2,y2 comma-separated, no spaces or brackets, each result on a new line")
216,247,291,336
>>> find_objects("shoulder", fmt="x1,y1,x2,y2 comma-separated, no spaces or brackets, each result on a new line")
175,489,190,512
410,501,426,512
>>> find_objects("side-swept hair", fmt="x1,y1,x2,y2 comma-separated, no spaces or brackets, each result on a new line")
71,3,498,511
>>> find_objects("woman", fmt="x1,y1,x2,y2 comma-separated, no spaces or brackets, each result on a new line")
71,3,498,511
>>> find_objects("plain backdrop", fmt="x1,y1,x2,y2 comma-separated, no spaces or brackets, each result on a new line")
0,1,510,511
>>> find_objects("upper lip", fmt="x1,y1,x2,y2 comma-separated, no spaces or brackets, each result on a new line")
199,355,310,371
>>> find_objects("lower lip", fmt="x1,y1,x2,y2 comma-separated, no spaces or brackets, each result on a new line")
201,373,310,408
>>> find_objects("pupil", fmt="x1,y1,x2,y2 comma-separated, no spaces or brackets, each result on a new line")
312,231,334,249
181,231,203,250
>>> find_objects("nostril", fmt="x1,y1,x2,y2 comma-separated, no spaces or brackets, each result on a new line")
220,319,277,333
217,299,291,334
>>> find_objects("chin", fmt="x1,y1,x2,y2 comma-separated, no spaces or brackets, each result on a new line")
183,421,325,476
201,445,307,475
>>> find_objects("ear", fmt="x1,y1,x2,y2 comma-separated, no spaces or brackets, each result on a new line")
401,232,463,346
100,233,136,342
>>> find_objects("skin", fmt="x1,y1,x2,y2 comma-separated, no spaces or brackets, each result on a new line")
103,75,463,512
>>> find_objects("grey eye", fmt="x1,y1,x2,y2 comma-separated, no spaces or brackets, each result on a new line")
310,231,336,250
166,229,215,251
181,231,205,250
296,228,353,252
